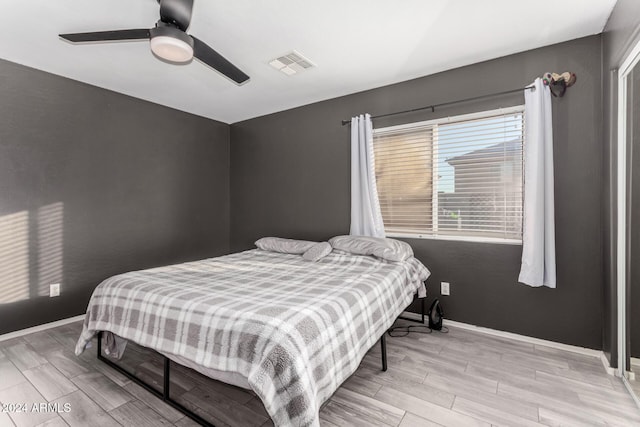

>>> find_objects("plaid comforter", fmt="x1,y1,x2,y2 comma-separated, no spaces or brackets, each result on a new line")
76,249,429,426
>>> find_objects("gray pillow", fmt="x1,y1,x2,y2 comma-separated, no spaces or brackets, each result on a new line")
302,242,332,262
255,237,317,254
328,235,414,262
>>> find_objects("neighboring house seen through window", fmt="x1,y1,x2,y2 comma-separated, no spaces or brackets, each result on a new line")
372,106,524,243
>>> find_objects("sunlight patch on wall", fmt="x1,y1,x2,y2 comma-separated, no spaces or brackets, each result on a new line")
0,211,30,303
37,203,64,297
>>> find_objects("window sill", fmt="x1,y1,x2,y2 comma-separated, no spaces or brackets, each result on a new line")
386,232,522,246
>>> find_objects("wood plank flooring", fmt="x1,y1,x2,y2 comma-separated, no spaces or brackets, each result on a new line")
630,359,640,399
0,319,638,426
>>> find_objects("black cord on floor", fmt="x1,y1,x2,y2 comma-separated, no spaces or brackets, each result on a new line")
387,324,450,337
388,324,432,337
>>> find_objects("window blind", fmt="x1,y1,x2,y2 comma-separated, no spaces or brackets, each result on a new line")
373,108,524,242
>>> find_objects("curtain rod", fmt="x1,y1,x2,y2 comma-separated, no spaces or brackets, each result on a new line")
341,85,535,126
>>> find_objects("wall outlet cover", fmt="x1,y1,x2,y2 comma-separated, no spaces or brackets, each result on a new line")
441,282,450,296
49,283,60,298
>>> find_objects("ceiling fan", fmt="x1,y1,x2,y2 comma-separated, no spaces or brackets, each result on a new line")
59,0,249,85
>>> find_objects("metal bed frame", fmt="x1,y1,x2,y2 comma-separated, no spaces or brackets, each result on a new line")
96,296,426,426
97,332,214,427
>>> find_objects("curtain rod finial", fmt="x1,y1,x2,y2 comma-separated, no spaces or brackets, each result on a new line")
541,71,576,97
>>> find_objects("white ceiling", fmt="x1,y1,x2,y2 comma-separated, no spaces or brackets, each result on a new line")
0,0,617,124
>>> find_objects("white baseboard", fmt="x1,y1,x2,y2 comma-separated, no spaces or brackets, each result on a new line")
0,315,85,343
400,311,606,361
601,352,616,376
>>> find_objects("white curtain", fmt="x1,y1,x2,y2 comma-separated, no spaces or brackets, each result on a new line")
519,78,556,288
350,114,385,237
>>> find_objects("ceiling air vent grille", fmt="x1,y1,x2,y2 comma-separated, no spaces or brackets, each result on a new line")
269,51,315,75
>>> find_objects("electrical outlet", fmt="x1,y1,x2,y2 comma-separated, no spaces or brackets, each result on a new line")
441,282,450,296
49,283,60,298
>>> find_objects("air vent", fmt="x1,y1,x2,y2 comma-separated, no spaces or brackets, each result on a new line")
269,51,315,75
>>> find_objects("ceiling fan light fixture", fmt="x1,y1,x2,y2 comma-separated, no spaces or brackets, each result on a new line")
149,26,194,63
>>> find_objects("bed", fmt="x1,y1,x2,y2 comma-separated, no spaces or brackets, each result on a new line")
75,241,429,427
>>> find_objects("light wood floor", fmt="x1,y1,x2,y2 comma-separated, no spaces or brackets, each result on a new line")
629,359,640,399
0,320,638,427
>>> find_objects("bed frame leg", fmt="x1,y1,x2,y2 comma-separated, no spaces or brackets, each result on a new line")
381,333,388,372
163,357,171,401
97,331,102,358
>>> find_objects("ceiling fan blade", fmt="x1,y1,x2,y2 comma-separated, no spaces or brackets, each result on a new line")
192,36,250,85
160,0,193,31
60,29,150,43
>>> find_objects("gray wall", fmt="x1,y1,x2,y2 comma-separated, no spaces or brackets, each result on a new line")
231,36,604,349
602,0,640,366
0,59,231,334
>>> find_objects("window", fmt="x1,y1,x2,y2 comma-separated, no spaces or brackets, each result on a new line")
373,106,524,243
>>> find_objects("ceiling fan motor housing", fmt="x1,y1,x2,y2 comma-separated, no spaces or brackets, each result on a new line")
159,0,194,31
